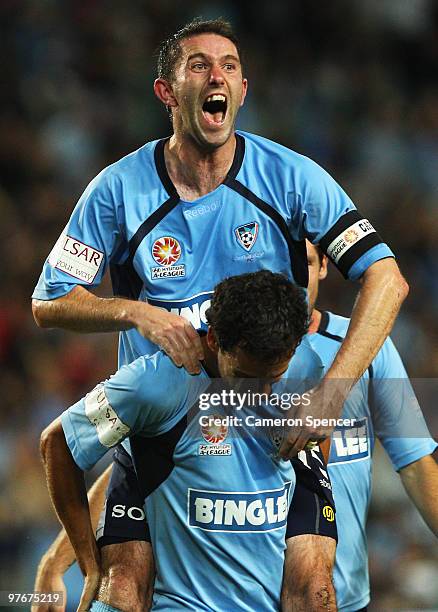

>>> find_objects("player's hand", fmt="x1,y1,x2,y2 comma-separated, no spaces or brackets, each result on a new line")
279,380,351,460
32,558,67,612
77,570,100,612
135,303,204,375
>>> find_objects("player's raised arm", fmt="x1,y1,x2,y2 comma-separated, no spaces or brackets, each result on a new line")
280,257,408,458
32,466,112,612
279,159,408,458
325,257,408,382
40,418,100,612
399,454,438,537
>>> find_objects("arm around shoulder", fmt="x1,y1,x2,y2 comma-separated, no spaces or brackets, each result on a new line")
32,285,143,332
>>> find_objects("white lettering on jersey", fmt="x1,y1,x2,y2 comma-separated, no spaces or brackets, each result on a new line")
327,219,376,264
84,385,130,447
188,483,291,532
329,419,370,465
48,232,104,284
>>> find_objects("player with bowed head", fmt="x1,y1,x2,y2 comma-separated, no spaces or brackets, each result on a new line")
39,271,338,611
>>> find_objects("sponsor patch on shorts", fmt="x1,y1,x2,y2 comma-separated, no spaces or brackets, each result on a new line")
48,233,104,284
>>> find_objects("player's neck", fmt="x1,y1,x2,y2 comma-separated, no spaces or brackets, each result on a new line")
200,336,220,377
308,309,322,334
166,133,236,201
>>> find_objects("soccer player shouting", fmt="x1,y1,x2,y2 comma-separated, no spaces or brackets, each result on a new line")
32,18,408,454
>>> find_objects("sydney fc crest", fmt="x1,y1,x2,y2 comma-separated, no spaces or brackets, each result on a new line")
235,222,259,251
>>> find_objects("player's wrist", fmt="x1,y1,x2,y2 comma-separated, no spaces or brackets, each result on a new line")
118,299,148,330
38,551,69,576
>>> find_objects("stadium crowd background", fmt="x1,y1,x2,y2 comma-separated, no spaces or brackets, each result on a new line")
1,1,437,609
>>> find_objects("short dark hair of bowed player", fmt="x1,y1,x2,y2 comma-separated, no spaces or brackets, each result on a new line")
205,271,309,364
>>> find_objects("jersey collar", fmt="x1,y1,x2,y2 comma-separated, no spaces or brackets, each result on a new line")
154,134,246,199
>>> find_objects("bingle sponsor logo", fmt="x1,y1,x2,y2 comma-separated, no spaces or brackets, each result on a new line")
188,483,291,532
147,293,213,330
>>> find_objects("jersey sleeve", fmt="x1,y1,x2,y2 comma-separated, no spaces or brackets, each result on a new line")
61,354,190,471
370,338,437,471
32,169,123,300
290,158,394,280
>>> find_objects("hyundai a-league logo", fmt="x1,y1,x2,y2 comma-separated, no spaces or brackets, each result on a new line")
199,414,232,456
152,236,182,266
235,222,259,251
201,415,228,444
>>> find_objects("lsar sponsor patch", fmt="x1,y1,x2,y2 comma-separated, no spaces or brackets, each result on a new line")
48,233,104,284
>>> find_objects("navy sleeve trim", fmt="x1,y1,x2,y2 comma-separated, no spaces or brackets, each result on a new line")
319,210,385,278
224,177,308,287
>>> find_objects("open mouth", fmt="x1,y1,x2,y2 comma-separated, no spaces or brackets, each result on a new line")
202,94,227,125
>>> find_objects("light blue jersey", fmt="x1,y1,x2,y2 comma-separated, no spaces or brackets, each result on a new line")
62,337,324,611
33,132,393,366
307,312,437,612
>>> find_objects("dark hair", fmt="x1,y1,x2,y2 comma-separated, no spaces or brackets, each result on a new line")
206,271,309,364
157,18,242,83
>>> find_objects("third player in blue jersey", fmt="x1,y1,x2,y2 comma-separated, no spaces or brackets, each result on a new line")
283,243,438,611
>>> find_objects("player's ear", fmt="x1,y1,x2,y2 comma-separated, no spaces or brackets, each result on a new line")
206,327,219,354
154,78,178,110
319,254,328,281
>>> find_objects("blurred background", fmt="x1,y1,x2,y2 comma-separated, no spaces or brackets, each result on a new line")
1,0,437,609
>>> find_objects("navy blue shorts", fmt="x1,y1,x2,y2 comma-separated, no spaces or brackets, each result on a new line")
97,445,337,547
287,448,338,541
96,446,150,548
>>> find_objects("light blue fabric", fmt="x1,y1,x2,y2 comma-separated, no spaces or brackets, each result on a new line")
308,312,437,611
33,132,392,367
